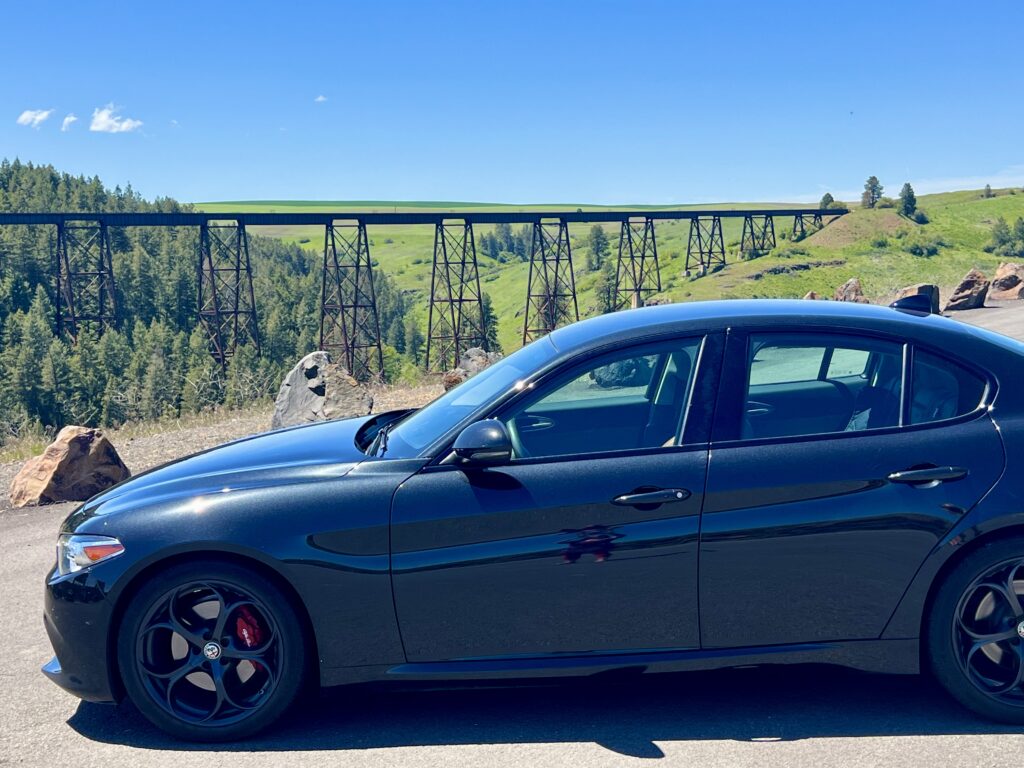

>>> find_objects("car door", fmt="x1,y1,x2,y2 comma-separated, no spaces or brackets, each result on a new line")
390,334,721,662
699,329,1004,648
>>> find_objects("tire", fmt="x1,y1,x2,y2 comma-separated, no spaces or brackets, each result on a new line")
926,535,1024,723
117,560,308,741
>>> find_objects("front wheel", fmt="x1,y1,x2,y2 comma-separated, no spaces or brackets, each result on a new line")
927,536,1024,723
117,560,308,741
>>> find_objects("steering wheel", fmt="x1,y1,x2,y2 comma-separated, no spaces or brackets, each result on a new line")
505,417,531,459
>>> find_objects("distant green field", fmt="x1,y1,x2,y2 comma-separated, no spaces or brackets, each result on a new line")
196,189,1024,352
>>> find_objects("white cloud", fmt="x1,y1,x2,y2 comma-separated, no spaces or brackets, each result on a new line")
314,94,327,103
16,109,53,128
61,113,78,132
89,104,143,133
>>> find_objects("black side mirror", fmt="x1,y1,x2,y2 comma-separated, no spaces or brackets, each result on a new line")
453,420,513,466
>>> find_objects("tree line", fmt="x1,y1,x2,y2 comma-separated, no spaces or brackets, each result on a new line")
0,159,500,444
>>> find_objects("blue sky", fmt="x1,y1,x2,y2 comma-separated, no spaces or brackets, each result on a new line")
3,0,1023,205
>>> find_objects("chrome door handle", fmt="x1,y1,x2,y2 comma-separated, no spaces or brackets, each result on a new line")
612,488,691,507
888,466,968,486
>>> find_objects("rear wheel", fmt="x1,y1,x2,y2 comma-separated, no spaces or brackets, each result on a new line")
927,536,1024,723
117,560,307,741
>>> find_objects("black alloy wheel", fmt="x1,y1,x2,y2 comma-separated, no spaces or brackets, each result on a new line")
928,537,1024,723
118,561,307,741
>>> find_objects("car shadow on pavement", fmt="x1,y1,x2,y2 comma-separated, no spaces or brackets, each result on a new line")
67,665,1022,758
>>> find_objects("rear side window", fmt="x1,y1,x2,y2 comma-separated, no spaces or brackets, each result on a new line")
909,350,987,425
744,334,904,439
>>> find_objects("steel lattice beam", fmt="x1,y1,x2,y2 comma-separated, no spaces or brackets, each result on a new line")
613,218,661,309
425,220,485,371
55,220,117,338
685,215,726,275
198,221,260,367
740,214,777,256
522,220,579,344
319,220,383,380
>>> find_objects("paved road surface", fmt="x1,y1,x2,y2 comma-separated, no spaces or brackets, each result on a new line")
3,303,1024,767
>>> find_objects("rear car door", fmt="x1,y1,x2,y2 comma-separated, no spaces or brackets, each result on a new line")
390,334,721,662
699,329,1004,648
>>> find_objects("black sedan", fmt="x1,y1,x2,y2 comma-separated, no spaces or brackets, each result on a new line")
43,299,1024,740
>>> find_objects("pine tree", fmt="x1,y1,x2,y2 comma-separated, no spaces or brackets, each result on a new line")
585,225,611,271
819,192,835,209
861,176,883,209
898,183,917,217
181,327,223,413
480,292,502,353
405,318,425,365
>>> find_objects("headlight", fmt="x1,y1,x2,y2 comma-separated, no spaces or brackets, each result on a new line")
56,534,125,576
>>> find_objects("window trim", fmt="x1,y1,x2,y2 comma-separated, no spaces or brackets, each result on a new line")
711,326,996,448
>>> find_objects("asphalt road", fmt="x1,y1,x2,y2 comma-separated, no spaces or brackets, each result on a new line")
3,303,1024,767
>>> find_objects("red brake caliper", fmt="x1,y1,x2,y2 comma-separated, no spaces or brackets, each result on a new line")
235,606,264,673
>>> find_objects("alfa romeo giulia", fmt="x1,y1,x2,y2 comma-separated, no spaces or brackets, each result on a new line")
43,298,1024,740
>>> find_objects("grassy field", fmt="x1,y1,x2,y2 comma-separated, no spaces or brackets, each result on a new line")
197,189,1024,352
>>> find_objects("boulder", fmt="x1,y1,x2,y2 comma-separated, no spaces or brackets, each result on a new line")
802,290,821,300
944,268,990,311
990,262,1024,301
442,347,503,392
271,351,373,430
834,278,869,303
894,283,940,314
9,426,130,508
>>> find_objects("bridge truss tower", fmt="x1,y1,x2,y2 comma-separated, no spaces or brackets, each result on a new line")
685,215,726,275
425,220,485,371
198,221,261,367
740,214,777,257
522,219,579,344
614,218,661,309
320,220,383,380
55,220,118,339
792,212,824,239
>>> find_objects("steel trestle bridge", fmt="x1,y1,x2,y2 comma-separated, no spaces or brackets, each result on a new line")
0,207,847,377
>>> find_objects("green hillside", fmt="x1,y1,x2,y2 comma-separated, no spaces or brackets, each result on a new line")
198,189,1024,351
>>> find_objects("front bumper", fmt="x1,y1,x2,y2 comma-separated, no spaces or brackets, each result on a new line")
42,566,119,703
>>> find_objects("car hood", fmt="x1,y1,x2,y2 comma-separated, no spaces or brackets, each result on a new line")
64,415,373,529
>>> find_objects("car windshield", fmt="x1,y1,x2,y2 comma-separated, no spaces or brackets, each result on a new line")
379,337,559,457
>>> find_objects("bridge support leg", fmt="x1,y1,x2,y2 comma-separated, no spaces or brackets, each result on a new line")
614,217,661,309
198,221,260,368
741,215,776,257
522,219,579,344
55,220,117,339
320,220,383,380
792,213,823,240
686,215,725,275
426,220,485,371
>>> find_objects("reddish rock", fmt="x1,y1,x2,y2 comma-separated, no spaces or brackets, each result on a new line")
834,278,869,303
9,426,130,508
944,268,990,311
990,262,1024,301
802,290,821,300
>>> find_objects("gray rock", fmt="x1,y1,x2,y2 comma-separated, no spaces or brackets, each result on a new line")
834,278,869,303
944,268,990,311
459,347,503,374
271,351,373,430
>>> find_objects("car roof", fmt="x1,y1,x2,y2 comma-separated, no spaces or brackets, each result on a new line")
546,299,994,355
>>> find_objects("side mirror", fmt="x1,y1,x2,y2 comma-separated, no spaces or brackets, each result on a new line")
453,419,513,466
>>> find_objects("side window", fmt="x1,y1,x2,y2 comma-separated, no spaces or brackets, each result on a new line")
502,339,703,459
744,334,904,440
909,350,987,425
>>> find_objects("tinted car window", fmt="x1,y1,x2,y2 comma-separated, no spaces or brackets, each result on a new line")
744,334,904,439
501,339,703,459
909,350,987,425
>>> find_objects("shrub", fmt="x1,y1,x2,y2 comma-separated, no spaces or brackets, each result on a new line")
913,210,929,224
876,196,896,209
871,236,889,248
903,235,946,257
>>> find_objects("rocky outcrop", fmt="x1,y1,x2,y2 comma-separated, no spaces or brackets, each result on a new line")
990,262,1024,301
894,283,940,314
944,268,990,311
442,347,503,392
802,290,822,300
834,278,869,303
9,426,130,508
271,351,373,430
